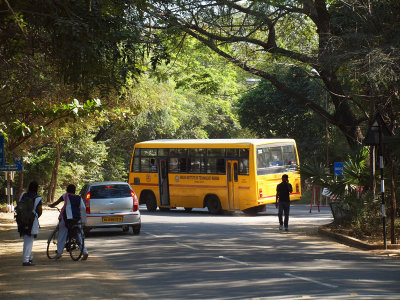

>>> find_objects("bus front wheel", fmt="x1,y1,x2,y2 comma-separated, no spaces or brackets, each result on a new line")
206,196,222,215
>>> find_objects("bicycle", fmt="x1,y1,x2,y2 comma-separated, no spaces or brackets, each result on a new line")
47,209,85,261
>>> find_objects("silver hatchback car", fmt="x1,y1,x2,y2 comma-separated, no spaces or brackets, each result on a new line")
79,182,141,235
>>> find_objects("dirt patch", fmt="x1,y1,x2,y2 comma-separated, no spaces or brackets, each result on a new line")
326,223,383,245
322,222,400,253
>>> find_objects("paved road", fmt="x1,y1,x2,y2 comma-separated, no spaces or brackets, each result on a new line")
85,204,400,300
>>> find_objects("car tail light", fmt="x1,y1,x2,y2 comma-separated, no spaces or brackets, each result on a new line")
131,190,139,212
296,183,299,193
85,192,91,214
259,188,263,198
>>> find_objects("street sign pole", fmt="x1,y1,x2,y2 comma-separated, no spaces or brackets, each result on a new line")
364,113,391,249
379,127,387,249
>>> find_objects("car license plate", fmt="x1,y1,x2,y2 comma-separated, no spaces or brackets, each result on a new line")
102,216,123,223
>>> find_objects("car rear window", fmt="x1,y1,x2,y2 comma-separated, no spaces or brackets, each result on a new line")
90,184,132,199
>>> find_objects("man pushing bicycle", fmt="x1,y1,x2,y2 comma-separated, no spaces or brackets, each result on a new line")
49,184,89,260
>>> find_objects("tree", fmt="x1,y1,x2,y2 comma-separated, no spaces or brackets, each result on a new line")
92,37,246,170
134,0,399,148
0,0,161,153
237,66,328,161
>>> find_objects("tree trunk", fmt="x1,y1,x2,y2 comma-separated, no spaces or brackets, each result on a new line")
17,170,24,200
47,142,61,204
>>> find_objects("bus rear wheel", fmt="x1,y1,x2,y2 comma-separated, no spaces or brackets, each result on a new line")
206,196,222,215
243,205,266,215
143,192,157,212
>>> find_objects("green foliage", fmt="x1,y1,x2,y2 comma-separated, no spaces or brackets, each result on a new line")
342,147,370,187
61,133,108,184
301,146,379,230
300,161,332,187
1,0,146,93
329,0,400,135
0,0,166,153
24,146,56,188
237,67,327,160
23,132,108,199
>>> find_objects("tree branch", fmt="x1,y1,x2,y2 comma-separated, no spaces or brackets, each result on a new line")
180,25,336,126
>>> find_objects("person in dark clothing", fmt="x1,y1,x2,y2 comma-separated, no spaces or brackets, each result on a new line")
49,184,88,260
275,174,293,231
18,181,42,266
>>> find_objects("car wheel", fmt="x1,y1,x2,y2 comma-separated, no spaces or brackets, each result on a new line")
83,227,91,236
132,224,141,235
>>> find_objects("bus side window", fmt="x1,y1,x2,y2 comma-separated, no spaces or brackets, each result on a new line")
239,158,249,175
150,158,157,172
216,158,225,174
207,158,217,174
179,157,187,172
140,158,150,172
132,157,140,172
189,148,206,174
169,157,179,173
189,157,201,173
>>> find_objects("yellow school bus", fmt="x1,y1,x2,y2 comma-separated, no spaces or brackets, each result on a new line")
129,139,301,214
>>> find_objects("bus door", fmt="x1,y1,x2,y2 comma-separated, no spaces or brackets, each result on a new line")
226,160,240,210
158,158,170,206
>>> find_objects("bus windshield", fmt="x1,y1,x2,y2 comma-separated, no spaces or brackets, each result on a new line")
256,143,298,175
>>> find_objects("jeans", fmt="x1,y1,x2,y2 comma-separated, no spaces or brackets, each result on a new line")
278,201,290,228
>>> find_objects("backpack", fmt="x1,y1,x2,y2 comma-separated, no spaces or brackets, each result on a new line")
15,194,36,229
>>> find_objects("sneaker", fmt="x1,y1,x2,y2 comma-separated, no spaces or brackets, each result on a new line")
279,225,283,230
55,253,62,260
22,261,35,266
285,227,289,232
82,253,89,261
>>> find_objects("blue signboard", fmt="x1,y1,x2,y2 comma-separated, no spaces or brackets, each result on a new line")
0,164,23,171
0,139,24,171
0,137,24,171
334,162,344,176
0,156,23,171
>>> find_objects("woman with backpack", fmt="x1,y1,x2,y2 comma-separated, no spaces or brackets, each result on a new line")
16,181,42,266
49,184,88,260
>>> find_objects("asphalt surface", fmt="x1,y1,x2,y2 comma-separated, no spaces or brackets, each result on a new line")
1,205,398,299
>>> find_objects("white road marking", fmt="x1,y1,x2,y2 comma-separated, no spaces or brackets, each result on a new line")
218,255,250,266
176,242,199,250
285,272,338,288
145,232,160,238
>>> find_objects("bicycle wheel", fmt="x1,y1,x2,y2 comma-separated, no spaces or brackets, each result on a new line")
46,225,59,259
69,226,84,261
